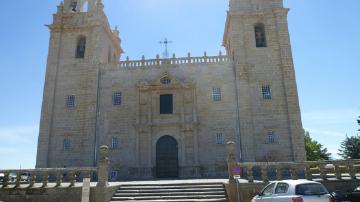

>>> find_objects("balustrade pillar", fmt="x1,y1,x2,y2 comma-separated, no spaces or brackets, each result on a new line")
305,165,312,180
15,170,21,188
261,166,269,183
55,170,63,187
290,165,298,180
41,171,49,188
319,164,327,180
28,171,35,188
1,172,9,188
349,164,356,180
334,164,342,180
276,166,283,180
69,170,76,187
247,166,254,183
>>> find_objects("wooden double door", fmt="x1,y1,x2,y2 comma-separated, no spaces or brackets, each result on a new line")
156,136,179,178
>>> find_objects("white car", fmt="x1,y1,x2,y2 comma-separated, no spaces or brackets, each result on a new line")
251,180,335,202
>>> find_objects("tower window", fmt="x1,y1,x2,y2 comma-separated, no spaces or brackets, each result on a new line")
63,138,71,150
160,94,173,114
76,36,86,58
111,137,119,149
267,131,276,144
66,95,76,108
216,133,224,144
112,92,122,106
255,23,267,47
262,85,272,100
212,87,222,102
70,0,78,12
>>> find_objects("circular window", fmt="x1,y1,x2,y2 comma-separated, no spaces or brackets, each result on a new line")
160,77,171,85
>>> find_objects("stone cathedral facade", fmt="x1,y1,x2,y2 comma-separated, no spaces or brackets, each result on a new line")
36,0,306,180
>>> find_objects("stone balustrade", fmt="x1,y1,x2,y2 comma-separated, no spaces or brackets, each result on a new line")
118,53,228,68
230,160,360,183
0,167,96,189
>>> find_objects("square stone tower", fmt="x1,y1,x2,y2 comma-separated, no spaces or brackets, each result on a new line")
36,0,122,168
223,0,306,161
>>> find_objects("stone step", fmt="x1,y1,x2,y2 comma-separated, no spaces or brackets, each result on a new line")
110,181,228,202
117,187,225,193
118,184,224,189
110,199,228,202
110,195,227,201
114,191,226,197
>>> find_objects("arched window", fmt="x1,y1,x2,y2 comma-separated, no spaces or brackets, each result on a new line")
82,1,89,12
70,0,78,12
254,23,267,47
76,36,86,58
63,138,71,150
160,77,171,85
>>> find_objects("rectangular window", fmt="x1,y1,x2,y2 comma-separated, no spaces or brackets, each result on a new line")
212,87,222,102
262,85,272,100
160,94,173,114
111,137,119,149
267,131,276,144
66,95,76,108
216,133,224,144
112,92,122,106
63,138,71,150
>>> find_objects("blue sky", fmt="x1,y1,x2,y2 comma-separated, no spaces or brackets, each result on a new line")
0,0,359,169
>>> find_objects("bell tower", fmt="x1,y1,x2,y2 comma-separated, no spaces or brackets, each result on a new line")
223,0,306,162
36,0,123,168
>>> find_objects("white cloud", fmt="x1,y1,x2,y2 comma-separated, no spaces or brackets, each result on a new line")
305,128,345,138
302,109,359,124
0,125,38,143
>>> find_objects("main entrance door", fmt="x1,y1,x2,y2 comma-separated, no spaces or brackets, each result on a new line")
156,136,179,178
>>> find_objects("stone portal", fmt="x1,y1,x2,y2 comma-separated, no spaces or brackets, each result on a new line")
156,136,179,178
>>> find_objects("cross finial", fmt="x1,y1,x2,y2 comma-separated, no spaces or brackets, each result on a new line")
159,38,173,59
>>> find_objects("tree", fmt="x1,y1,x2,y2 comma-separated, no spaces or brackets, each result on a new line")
357,116,360,131
304,131,331,161
338,135,360,159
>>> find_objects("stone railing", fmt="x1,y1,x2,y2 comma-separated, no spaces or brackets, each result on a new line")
236,160,360,183
119,52,228,68
0,167,96,189
225,142,360,183
0,145,110,190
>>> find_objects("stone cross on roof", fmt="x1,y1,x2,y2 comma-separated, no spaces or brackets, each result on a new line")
159,38,172,59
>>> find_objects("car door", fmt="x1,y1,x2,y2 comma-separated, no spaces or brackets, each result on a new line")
350,186,360,202
253,183,276,202
270,182,291,202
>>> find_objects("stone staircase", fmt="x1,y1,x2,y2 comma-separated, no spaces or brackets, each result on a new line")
110,181,228,202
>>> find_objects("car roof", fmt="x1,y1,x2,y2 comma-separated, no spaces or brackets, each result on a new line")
272,180,321,185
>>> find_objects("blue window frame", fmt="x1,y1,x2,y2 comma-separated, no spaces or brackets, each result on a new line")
262,85,272,100
112,92,122,106
63,138,71,150
212,87,221,102
216,133,224,144
66,95,76,108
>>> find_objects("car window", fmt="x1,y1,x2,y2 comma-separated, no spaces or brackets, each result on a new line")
295,183,329,195
275,183,289,194
261,183,276,196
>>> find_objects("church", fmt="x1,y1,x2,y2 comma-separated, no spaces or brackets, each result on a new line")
36,0,306,180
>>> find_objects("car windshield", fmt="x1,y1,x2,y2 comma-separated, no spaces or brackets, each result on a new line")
295,183,329,195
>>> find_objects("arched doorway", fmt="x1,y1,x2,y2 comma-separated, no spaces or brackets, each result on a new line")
156,136,179,178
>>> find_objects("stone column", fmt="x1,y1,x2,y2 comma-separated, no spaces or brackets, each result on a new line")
95,145,110,202
97,145,109,188
226,141,236,183
226,141,238,202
